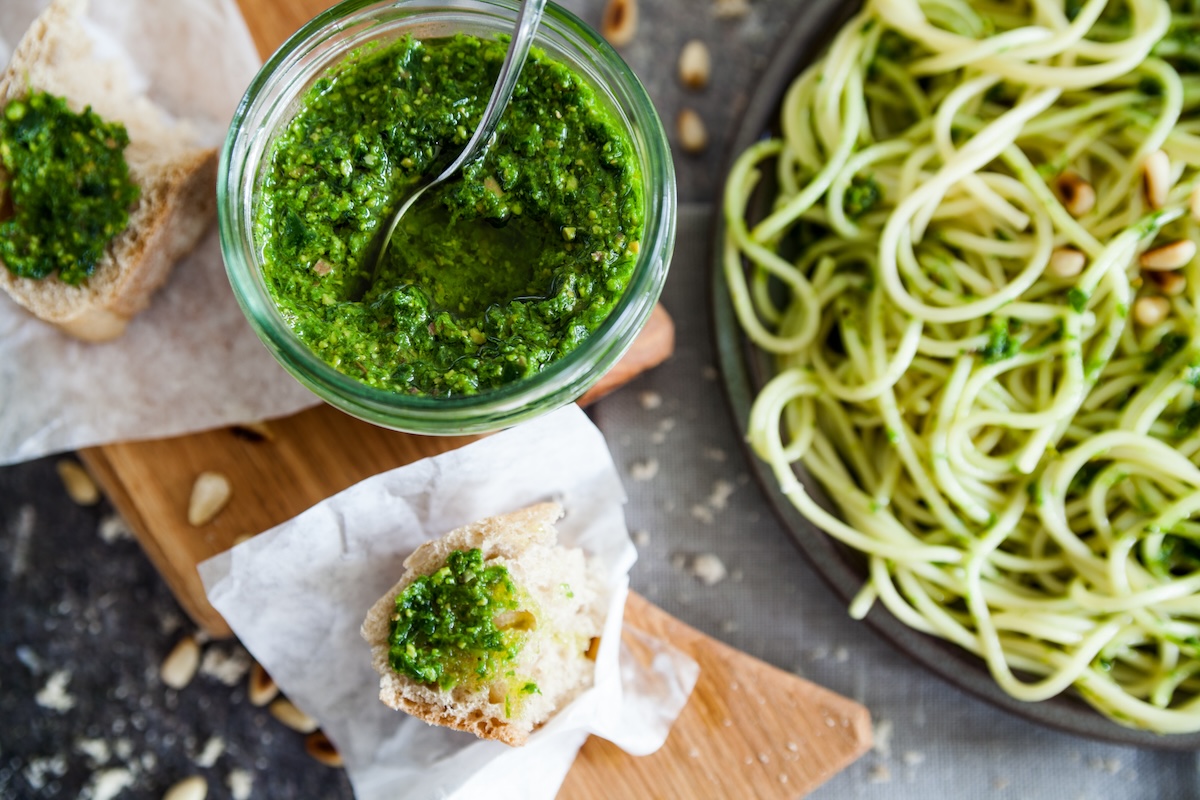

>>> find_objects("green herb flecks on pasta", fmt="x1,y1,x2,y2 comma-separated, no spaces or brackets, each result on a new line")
725,0,1200,734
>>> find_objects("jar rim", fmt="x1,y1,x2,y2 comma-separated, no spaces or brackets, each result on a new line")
218,0,676,434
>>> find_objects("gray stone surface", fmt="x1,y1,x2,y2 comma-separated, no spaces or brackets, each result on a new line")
4,1,1200,799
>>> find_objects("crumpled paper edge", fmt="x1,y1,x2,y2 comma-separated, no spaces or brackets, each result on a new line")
199,404,698,800
0,0,318,466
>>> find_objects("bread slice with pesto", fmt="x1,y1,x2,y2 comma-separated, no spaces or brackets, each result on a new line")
361,502,604,746
0,0,217,341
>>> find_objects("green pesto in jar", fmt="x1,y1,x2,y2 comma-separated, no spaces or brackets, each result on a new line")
388,548,531,690
255,33,644,397
0,90,140,285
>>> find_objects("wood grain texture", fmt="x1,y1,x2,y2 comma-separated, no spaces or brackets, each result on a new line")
79,305,673,636
76,2,870,796
560,593,872,800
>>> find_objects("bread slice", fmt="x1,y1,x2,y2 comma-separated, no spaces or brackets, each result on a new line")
0,0,217,341
361,502,604,746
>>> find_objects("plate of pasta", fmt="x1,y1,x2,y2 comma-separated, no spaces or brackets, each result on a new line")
714,0,1200,746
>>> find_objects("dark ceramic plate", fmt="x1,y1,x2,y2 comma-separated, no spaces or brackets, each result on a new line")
710,0,1200,750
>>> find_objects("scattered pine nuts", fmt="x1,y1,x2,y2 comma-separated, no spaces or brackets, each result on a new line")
1143,150,1171,210
1139,239,1197,271
678,108,708,154
57,460,100,506
187,471,231,527
247,662,279,707
305,731,344,768
678,40,711,90
1150,270,1187,297
1053,172,1095,218
160,636,201,690
1133,296,1171,327
270,697,318,733
601,0,637,47
1047,247,1086,278
163,775,207,800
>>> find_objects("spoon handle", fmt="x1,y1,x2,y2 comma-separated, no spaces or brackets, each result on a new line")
435,0,550,182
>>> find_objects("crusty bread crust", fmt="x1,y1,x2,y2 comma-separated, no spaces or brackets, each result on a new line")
0,0,217,341
362,503,603,747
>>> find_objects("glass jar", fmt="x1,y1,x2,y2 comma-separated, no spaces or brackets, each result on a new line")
218,0,675,434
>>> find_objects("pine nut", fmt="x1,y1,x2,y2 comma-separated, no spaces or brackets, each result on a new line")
305,731,344,768
1133,296,1171,327
57,460,100,505
1143,150,1171,210
270,697,318,733
1140,239,1197,271
601,0,637,47
1054,172,1095,218
188,471,231,527
1047,247,1085,278
1150,270,1187,297
247,662,279,707
678,40,711,90
678,108,708,154
163,775,207,800
161,636,201,690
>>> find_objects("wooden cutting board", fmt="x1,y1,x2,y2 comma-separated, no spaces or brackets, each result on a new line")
77,1,873,795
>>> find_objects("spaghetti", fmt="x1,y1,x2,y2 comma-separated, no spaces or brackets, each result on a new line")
725,0,1200,732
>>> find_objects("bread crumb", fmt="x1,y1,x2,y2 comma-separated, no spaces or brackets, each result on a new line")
702,365,719,381
76,738,111,768
227,768,254,800
779,773,788,784
194,736,225,768
639,390,662,410
98,514,134,544
758,752,770,764
35,669,75,712
714,0,751,17
873,719,893,757
691,553,728,585
689,747,700,758
630,458,659,481
23,756,67,790
632,530,651,547
690,504,715,524
720,620,738,633
708,479,735,510
868,763,891,783
731,569,744,582
902,750,925,766
671,553,688,571
86,767,135,800
199,645,252,686
834,646,849,663
9,505,35,578
703,447,727,462
786,741,798,752
992,777,1010,789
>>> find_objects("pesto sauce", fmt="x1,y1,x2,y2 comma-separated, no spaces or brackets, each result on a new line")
388,548,527,690
0,90,139,285
256,34,644,397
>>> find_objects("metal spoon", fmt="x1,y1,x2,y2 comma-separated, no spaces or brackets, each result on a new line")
357,0,549,298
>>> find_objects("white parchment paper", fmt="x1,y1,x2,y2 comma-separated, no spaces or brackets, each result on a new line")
199,405,699,800
0,0,318,465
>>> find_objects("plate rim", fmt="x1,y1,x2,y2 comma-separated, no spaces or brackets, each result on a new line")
707,0,1200,751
